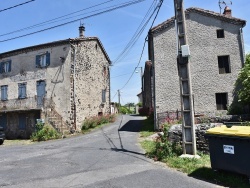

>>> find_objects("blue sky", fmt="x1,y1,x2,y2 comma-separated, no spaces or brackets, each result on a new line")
0,0,249,105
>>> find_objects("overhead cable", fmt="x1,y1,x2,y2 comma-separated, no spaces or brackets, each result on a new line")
0,0,35,13
0,0,146,42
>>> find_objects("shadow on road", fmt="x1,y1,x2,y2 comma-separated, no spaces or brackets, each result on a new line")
188,167,249,187
119,120,143,132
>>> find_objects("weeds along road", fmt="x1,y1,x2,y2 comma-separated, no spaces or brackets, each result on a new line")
0,115,218,188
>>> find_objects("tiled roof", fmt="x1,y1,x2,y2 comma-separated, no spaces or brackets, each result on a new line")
150,7,246,34
0,37,111,63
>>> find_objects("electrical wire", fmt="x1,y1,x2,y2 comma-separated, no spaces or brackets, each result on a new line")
0,0,146,43
0,0,114,37
0,0,35,13
118,0,163,91
112,0,156,64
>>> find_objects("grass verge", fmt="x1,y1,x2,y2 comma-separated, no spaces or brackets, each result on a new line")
139,119,250,187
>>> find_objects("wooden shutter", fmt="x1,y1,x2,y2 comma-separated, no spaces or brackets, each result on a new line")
36,55,41,68
46,52,50,67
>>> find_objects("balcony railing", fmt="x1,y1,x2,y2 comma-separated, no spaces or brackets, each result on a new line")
0,97,52,112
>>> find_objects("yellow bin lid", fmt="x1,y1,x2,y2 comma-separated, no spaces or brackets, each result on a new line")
206,125,250,137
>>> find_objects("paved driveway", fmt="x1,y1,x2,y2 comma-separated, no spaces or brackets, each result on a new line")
0,115,219,188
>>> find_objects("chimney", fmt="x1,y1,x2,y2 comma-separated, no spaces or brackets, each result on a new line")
223,6,232,17
79,25,85,38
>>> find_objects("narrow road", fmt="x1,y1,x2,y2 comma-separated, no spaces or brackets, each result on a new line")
0,115,218,188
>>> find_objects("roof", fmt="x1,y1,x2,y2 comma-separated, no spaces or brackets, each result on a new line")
0,37,111,63
150,7,246,34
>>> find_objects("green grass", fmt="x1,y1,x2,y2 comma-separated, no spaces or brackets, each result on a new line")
140,117,155,137
139,118,250,187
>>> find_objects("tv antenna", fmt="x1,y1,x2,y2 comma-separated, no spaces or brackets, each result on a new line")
219,0,232,14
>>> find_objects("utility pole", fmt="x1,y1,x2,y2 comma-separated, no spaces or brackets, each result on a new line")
173,0,197,156
118,89,121,112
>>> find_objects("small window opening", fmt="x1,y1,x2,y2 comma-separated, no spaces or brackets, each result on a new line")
218,56,230,74
216,93,228,110
217,29,225,38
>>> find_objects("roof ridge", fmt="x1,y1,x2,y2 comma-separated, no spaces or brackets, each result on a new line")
150,7,246,34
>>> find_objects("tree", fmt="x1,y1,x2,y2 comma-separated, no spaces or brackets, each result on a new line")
237,53,250,104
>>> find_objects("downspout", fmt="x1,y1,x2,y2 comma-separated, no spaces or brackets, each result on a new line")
148,31,157,130
70,42,77,131
239,27,245,67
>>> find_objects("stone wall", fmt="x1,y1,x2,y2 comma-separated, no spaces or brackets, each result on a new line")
70,40,110,130
151,11,244,129
168,123,223,153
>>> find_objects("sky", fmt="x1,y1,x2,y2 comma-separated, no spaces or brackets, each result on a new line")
0,0,249,105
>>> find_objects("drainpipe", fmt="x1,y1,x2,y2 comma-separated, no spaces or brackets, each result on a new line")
70,42,77,131
239,28,245,67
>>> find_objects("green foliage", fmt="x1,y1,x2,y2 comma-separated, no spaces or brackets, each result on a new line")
149,127,182,161
140,116,155,137
137,102,142,107
81,114,116,131
119,106,132,114
236,53,250,104
30,124,61,141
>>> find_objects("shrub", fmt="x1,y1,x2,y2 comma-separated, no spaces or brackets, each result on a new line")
119,106,132,114
149,126,182,161
139,107,153,116
30,124,61,141
81,114,116,132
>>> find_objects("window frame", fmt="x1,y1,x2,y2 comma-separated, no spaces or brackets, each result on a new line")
1,85,8,101
0,60,11,73
216,93,228,110
18,83,27,99
217,29,225,38
102,89,106,103
218,55,231,74
36,52,50,68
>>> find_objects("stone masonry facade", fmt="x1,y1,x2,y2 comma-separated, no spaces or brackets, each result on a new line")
0,37,111,138
147,7,246,129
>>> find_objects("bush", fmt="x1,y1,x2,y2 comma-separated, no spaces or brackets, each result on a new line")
30,123,61,141
139,107,153,116
81,114,116,131
119,106,132,114
149,126,182,161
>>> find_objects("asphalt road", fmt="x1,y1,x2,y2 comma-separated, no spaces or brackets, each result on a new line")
0,115,219,188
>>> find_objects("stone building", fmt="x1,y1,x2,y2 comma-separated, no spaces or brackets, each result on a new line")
0,27,111,139
145,7,246,129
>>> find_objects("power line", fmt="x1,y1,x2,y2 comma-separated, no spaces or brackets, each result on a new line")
119,0,164,91
112,0,157,64
0,0,146,43
0,0,35,13
0,0,114,37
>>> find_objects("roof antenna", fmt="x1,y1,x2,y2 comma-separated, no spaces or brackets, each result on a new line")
219,0,232,14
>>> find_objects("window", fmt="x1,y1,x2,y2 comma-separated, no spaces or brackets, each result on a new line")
102,89,106,103
36,52,50,68
0,60,11,73
216,93,228,110
217,29,224,38
1,85,8,101
218,56,230,74
18,83,27,99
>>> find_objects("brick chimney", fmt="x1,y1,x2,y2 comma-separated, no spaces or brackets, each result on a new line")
223,6,232,17
79,25,85,38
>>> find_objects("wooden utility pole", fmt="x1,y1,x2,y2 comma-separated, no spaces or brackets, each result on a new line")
118,89,121,112
173,0,197,155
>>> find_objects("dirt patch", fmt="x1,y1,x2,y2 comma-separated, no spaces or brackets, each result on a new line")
2,139,34,146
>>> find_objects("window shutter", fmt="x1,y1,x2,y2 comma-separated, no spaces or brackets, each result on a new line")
0,62,3,73
18,84,22,98
36,55,40,68
46,52,50,67
8,60,11,72
1,86,4,100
